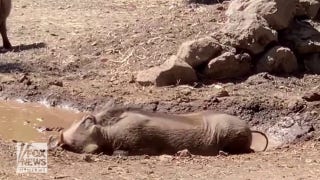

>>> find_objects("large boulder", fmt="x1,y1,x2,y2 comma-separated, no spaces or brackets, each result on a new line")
177,37,222,68
296,0,320,19
281,20,320,54
226,0,297,30
136,56,198,87
256,46,298,74
215,13,278,54
303,53,320,74
203,52,252,79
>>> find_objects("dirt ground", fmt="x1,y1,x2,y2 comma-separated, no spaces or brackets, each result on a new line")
0,0,320,179
1,139,320,180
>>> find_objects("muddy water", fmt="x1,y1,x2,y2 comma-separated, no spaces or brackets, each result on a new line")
0,100,85,142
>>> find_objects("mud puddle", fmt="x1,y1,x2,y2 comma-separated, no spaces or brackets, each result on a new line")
0,100,84,142
0,100,283,150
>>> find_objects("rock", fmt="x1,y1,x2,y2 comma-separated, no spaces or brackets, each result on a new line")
0,74,15,84
215,13,278,54
287,98,306,112
216,89,229,97
302,92,320,101
267,116,313,145
82,154,93,162
49,80,63,87
256,46,298,74
18,75,28,83
158,155,174,162
305,159,316,163
204,52,252,79
226,0,296,30
281,20,320,54
303,53,320,74
296,0,320,19
136,56,198,87
177,37,222,68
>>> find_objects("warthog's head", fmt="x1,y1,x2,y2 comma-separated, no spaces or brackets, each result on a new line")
48,114,105,154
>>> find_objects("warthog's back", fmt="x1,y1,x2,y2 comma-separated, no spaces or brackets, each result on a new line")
0,0,11,20
120,111,204,128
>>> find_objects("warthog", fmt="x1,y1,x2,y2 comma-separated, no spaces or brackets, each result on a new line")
49,103,268,156
0,0,12,49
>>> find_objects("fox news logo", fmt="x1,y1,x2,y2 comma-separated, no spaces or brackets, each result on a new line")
16,143,47,173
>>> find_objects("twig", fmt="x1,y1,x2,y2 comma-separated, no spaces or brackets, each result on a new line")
147,36,161,44
109,49,134,63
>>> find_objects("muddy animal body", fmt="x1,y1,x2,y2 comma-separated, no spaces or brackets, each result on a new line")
49,104,268,156
0,0,12,49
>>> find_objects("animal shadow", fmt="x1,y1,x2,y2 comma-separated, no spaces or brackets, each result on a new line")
0,62,27,73
0,42,46,53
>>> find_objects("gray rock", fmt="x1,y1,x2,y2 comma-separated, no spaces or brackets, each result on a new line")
303,53,320,74
256,46,298,74
136,56,198,87
302,91,320,101
226,0,296,30
177,37,222,68
296,0,320,19
204,52,252,79
215,13,278,54
281,20,320,54
267,116,313,146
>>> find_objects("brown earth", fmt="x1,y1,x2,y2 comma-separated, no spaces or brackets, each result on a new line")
0,0,320,179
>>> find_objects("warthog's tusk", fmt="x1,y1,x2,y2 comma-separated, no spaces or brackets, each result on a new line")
58,131,64,146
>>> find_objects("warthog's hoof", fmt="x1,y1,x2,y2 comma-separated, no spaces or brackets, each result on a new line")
218,150,229,157
175,149,192,158
112,150,129,157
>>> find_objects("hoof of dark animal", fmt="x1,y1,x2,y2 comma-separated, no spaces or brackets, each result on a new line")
3,43,12,50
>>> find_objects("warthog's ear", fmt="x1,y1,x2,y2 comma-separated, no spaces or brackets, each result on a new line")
83,144,99,153
47,135,59,150
48,132,64,150
94,99,116,117
104,99,116,109
89,125,100,137
81,115,97,129
98,99,116,112
59,131,64,145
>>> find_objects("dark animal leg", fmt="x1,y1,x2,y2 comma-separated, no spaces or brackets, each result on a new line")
0,20,12,49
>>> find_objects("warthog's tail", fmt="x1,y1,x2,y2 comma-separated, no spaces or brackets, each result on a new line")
251,130,269,151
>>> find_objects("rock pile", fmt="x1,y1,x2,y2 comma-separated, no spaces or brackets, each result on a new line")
137,0,320,86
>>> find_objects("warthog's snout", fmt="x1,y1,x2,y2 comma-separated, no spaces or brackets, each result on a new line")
0,0,12,49
48,115,110,154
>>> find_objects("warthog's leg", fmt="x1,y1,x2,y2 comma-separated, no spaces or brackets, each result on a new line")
0,20,12,49
112,150,129,156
